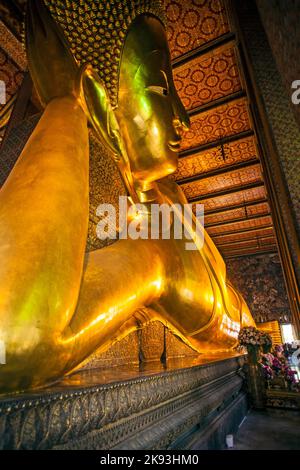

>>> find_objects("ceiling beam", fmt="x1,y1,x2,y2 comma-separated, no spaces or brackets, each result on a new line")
188,90,246,117
177,158,259,186
222,244,278,255
221,239,276,251
172,32,236,68
179,129,254,158
208,223,273,237
224,248,278,259
188,180,264,202
223,243,277,254
205,212,271,229
205,198,269,216
224,247,278,259
216,234,275,247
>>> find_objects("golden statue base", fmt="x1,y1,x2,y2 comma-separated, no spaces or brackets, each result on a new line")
0,353,247,450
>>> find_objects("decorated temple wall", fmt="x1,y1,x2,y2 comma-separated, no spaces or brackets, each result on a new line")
256,0,300,130
234,0,300,290
254,0,300,238
226,253,291,325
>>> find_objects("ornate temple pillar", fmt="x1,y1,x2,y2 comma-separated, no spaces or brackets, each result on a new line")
229,0,300,337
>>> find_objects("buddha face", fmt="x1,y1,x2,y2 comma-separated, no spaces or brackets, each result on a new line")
115,15,190,191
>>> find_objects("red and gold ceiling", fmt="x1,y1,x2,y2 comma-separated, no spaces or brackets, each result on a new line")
165,0,276,259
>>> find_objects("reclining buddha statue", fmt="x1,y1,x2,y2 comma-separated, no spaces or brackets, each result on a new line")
0,0,255,394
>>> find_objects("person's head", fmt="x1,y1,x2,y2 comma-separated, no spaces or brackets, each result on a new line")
44,0,190,196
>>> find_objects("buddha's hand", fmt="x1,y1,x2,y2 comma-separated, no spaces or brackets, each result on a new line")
26,0,79,106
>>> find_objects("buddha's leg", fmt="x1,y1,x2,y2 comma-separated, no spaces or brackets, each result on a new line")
0,96,89,390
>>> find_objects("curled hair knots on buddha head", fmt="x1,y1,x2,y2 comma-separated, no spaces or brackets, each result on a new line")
45,0,166,108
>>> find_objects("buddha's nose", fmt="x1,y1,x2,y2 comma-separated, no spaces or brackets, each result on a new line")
172,90,190,132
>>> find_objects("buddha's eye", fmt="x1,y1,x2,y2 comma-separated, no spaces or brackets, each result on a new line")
147,85,169,96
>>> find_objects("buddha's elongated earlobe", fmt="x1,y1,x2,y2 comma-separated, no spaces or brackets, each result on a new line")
77,64,122,158
77,64,139,202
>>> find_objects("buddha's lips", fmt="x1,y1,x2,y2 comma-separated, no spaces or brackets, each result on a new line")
168,142,181,152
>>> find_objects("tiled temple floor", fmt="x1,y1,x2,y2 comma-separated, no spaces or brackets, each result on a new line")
231,408,300,450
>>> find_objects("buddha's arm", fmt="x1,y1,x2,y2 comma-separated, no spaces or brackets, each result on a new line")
60,238,165,371
0,97,88,388
0,95,166,393
0,96,89,342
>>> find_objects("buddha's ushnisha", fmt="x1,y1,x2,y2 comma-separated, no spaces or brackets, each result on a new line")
46,0,165,108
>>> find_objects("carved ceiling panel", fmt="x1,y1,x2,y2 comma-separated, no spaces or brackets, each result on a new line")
222,245,277,257
213,226,275,244
181,164,262,200
180,97,251,151
259,236,277,247
207,215,273,236
245,201,270,217
205,207,245,224
165,0,230,59
220,236,276,251
198,185,267,211
172,135,257,181
173,44,241,110
205,201,270,225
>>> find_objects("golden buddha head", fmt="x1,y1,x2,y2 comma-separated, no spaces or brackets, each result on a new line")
116,15,190,192
28,0,190,196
